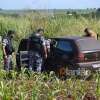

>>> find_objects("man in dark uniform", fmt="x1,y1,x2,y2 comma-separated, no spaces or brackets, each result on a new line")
2,30,15,71
29,28,47,72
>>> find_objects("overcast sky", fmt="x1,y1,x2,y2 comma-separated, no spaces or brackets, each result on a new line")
0,0,100,9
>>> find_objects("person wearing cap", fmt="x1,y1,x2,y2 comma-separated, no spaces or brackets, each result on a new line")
2,30,15,71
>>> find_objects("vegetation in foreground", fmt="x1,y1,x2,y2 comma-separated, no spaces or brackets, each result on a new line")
0,11,100,100
0,69,99,100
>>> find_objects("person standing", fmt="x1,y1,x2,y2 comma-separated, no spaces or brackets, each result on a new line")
45,39,51,55
2,30,15,71
29,28,47,72
83,28,98,40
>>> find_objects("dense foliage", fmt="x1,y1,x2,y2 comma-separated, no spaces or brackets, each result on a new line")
0,11,100,100
0,69,99,100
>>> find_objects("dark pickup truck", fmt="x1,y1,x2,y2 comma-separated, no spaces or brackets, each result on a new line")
16,37,100,77
45,37,100,77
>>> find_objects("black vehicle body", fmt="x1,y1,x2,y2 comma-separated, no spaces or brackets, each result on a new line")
16,39,29,70
16,37,100,75
45,37,100,74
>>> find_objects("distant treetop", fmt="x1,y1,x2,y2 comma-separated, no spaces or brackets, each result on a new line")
97,8,100,12
0,8,3,10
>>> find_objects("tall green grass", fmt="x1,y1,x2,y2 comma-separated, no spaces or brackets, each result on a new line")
0,13,100,39
0,12,100,100
0,69,99,100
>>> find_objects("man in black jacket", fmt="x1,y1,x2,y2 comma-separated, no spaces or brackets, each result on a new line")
29,28,47,72
2,30,15,71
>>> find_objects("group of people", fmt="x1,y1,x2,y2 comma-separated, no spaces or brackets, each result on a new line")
2,28,51,72
2,28,98,72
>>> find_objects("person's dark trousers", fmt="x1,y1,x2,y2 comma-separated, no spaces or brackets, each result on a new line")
4,55,13,71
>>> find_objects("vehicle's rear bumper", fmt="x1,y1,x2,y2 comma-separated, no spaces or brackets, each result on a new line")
77,61,100,69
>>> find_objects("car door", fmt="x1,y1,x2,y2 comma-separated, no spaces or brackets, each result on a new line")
17,39,29,66
52,39,74,64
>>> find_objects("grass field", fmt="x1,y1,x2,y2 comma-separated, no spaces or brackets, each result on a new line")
0,10,100,100
0,70,99,100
